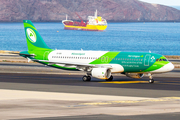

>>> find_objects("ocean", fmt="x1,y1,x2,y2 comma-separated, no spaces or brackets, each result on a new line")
0,22,180,55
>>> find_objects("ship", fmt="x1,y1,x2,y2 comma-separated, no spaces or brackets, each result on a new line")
62,10,107,31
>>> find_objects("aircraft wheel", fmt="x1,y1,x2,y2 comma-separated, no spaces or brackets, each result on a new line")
87,76,91,81
82,76,91,82
149,79,154,83
106,75,113,81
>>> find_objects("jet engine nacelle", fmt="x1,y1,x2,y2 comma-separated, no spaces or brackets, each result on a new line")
125,73,144,79
91,68,111,79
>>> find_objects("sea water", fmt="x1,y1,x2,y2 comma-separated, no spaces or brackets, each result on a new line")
0,22,180,55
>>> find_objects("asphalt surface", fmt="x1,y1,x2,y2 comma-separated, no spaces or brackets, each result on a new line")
0,62,180,120
0,73,180,96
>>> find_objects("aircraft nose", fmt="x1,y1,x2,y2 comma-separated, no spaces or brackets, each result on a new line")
163,62,174,72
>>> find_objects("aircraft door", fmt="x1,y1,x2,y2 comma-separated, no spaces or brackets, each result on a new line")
144,54,151,66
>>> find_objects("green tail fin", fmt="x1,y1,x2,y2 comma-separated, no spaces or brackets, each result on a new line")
23,20,51,51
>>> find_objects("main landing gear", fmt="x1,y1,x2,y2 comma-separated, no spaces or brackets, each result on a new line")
82,75,114,82
82,75,91,82
106,75,113,81
148,74,154,83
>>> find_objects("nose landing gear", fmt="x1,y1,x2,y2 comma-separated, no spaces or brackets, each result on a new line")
149,79,154,83
148,74,154,83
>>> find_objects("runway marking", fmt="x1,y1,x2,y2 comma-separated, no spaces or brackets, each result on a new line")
100,81,149,84
100,81,180,85
78,97,180,106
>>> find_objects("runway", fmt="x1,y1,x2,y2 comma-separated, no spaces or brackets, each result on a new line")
0,62,180,119
1,73,180,96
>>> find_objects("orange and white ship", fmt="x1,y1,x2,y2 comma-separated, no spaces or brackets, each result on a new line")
62,10,107,31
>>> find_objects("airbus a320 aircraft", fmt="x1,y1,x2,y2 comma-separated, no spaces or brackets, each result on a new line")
20,20,174,83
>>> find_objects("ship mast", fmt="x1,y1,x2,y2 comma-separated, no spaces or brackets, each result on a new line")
95,9,97,18
66,14,68,20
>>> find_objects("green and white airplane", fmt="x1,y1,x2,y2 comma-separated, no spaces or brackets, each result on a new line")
20,20,174,83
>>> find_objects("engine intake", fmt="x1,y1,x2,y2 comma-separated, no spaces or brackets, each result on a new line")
91,68,111,79
125,73,144,79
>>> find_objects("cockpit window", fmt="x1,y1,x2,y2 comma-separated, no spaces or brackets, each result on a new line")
163,59,167,61
156,58,168,62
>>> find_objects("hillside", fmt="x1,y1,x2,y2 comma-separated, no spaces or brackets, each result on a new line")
0,0,180,22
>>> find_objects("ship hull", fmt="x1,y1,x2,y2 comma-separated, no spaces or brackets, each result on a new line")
64,24,107,31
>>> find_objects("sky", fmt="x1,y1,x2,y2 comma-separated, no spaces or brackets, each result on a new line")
139,0,180,6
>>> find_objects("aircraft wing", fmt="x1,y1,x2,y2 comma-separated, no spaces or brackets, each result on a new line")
39,60,95,67
38,60,113,69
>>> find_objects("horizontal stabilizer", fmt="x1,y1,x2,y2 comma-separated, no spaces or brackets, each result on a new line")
19,53,36,57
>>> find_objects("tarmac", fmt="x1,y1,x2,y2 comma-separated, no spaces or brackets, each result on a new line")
0,53,180,119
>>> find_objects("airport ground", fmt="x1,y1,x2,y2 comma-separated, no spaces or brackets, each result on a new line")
0,52,180,119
